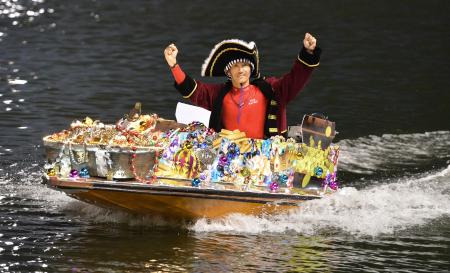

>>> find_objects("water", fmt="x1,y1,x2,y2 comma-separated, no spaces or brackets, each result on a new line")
1,0,449,272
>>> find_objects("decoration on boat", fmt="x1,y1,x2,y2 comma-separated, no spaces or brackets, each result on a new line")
130,146,159,183
192,178,201,187
79,167,90,178
43,103,340,194
94,150,111,177
173,141,200,178
269,181,279,192
47,168,56,177
69,169,79,178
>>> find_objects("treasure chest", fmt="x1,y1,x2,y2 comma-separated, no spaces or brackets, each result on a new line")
43,136,162,180
300,113,336,150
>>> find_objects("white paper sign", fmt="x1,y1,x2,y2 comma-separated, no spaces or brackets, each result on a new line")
175,102,211,126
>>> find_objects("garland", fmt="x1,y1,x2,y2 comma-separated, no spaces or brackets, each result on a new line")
69,142,88,164
130,146,160,184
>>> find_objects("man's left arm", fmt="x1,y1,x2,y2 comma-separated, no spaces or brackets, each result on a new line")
268,33,321,104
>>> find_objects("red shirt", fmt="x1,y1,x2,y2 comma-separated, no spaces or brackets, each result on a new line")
222,85,267,139
171,65,267,138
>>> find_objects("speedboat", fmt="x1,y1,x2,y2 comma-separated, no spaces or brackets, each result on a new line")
43,175,323,221
42,105,339,220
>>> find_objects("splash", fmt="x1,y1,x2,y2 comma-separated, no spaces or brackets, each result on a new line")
61,201,187,228
191,165,450,236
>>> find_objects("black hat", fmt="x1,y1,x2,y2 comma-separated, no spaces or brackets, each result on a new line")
201,39,260,78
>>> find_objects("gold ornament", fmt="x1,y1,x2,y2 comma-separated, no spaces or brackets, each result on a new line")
47,168,56,176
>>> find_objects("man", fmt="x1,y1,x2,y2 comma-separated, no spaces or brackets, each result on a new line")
164,33,320,139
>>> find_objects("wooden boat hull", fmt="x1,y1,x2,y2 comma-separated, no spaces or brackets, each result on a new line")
43,176,322,221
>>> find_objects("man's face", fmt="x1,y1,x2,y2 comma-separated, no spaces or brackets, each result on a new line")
228,62,251,87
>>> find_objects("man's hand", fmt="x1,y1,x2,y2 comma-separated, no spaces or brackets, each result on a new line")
303,33,317,54
164,43,178,67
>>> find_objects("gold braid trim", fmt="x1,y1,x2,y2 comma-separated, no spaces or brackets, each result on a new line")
297,55,320,68
183,81,198,98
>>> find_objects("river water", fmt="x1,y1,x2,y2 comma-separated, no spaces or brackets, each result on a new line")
0,0,449,272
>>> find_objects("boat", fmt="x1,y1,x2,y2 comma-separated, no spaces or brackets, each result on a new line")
42,104,339,220
43,175,324,221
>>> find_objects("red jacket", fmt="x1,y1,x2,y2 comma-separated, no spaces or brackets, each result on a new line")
174,47,321,137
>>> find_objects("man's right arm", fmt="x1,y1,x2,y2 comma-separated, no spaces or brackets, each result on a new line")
172,67,223,111
164,43,221,111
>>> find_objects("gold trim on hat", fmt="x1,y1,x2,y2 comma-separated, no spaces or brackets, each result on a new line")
210,47,258,76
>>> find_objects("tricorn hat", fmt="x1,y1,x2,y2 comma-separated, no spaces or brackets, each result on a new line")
201,39,260,78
